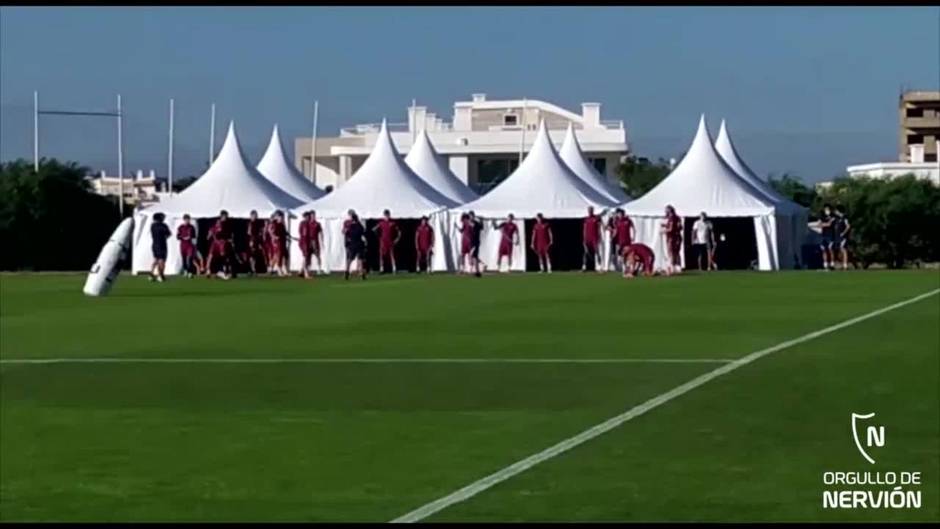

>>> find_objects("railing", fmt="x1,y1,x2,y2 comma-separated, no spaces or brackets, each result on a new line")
340,120,455,135
600,120,624,130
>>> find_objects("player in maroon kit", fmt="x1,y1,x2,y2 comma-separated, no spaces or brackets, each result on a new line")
177,214,198,278
531,213,553,273
372,209,401,274
303,210,324,277
205,210,233,279
613,209,635,272
622,242,655,278
457,213,473,274
270,210,289,276
492,213,520,272
413,216,435,274
245,210,265,275
661,204,683,275
582,206,602,272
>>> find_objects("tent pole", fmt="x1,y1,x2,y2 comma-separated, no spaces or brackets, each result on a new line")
168,98,175,194
33,91,39,172
310,100,319,184
209,103,216,165
518,97,527,164
117,94,124,217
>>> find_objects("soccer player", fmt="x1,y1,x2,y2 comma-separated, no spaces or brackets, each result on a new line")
531,213,553,273
205,210,233,279
582,206,602,272
818,203,835,271
177,213,198,278
493,213,519,272
343,209,367,280
467,211,483,277
612,209,635,272
622,242,655,278
834,205,851,270
306,210,324,276
373,209,401,274
661,205,683,275
263,212,277,274
415,216,435,274
457,213,473,274
149,212,171,282
270,210,289,277
691,211,716,271
246,210,265,275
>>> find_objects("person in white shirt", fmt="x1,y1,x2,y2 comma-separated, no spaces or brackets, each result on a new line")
691,212,716,271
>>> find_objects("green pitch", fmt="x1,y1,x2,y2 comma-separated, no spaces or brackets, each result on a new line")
1,271,937,522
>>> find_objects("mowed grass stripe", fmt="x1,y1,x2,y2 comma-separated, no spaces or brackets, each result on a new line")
390,288,940,523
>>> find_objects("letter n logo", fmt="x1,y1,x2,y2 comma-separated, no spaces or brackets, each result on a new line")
852,412,884,464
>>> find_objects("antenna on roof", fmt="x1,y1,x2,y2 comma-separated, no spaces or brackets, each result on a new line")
310,100,319,184
519,97,528,164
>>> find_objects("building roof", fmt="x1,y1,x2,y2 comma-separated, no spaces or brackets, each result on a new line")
457,120,616,218
559,123,630,203
257,125,326,202
624,115,776,217
404,129,478,204
141,122,302,218
296,120,458,218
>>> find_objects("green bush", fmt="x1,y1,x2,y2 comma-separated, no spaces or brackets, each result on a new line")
0,158,123,271
814,175,940,268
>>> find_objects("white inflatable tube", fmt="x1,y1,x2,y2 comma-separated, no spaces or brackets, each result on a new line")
83,217,134,297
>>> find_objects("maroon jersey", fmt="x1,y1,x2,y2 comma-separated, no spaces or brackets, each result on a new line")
177,224,196,256
583,215,601,244
615,216,634,246
271,221,287,246
306,219,322,243
416,224,434,251
498,221,518,245
665,214,682,241
377,218,398,246
211,219,231,242
533,222,552,250
460,220,474,251
247,219,264,247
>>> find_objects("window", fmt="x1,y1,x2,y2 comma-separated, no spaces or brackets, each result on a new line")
476,158,519,193
907,134,924,145
906,107,924,118
925,153,937,162
504,114,518,126
589,157,607,176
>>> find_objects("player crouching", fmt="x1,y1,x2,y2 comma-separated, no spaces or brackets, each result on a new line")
621,243,655,279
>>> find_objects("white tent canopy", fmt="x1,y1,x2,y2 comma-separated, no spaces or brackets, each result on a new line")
405,129,478,205
132,122,303,274
458,120,616,218
289,120,457,273
623,115,802,271
559,123,630,204
451,120,616,272
257,124,326,202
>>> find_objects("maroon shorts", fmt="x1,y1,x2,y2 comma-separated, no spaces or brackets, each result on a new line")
461,240,472,255
534,242,550,256
498,240,513,256
180,243,196,257
583,239,599,250
209,240,228,258
417,246,432,256
380,243,394,257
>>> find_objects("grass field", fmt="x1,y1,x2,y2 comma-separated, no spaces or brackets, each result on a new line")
1,270,938,522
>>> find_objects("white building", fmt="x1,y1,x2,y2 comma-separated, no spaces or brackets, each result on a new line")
294,94,629,193
87,169,163,205
841,141,940,187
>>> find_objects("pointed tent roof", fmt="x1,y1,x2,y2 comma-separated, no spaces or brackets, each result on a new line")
559,123,630,203
257,124,326,202
143,122,302,218
297,120,457,218
714,120,805,214
405,129,478,204
458,120,616,218
623,115,775,217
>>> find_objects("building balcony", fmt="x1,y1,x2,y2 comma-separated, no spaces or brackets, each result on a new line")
902,116,940,130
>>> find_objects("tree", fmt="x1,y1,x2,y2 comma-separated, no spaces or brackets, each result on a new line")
0,158,122,270
616,156,671,198
767,173,817,207
814,175,940,268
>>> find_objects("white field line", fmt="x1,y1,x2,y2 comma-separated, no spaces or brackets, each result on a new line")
0,357,733,365
390,288,940,523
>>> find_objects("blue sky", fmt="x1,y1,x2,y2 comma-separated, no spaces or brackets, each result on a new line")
1,6,938,182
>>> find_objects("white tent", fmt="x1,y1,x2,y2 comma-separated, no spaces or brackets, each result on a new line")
559,123,630,204
289,120,457,273
714,119,808,268
622,115,802,271
131,122,303,275
257,124,326,202
452,120,616,271
405,129,478,205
